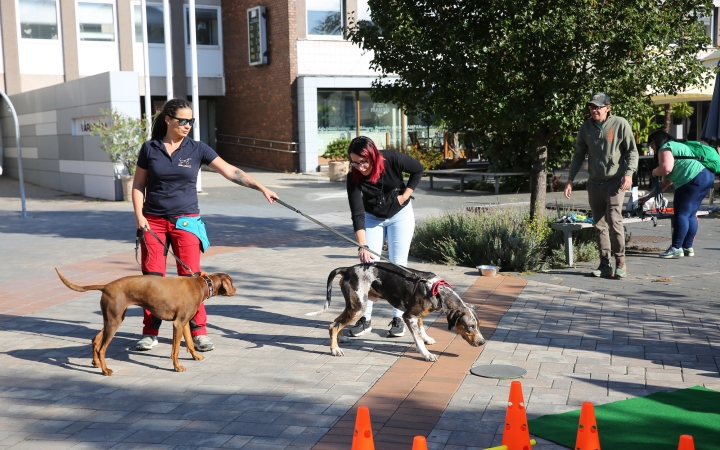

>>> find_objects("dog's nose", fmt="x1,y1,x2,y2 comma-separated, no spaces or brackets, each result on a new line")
478,338,486,346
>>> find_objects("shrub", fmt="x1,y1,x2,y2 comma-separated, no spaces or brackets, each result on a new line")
322,137,352,161
402,143,444,170
89,108,147,176
411,207,599,271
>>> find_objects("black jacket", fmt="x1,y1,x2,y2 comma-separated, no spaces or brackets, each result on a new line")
347,150,424,231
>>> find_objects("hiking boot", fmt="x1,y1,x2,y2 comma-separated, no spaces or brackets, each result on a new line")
388,317,405,337
683,247,694,257
659,247,683,259
614,257,627,279
192,335,214,352
347,317,372,337
591,262,614,278
135,335,158,351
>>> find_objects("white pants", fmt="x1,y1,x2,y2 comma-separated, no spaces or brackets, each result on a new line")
362,202,415,320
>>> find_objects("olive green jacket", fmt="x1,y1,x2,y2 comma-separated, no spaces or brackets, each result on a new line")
568,114,638,182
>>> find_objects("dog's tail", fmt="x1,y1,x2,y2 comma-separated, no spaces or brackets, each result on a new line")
55,268,106,292
306,267,346,316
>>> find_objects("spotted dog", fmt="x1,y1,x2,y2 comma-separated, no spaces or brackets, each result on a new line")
307,263,485,361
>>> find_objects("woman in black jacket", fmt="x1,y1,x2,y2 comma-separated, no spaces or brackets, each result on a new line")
344,136,424,338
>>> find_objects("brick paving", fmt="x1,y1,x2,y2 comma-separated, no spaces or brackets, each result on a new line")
0,172,718,449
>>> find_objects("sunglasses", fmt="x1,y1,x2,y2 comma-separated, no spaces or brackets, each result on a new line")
169,115,195,127
588,104,607,111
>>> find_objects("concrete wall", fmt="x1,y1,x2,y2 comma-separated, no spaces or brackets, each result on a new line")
0,71,140,201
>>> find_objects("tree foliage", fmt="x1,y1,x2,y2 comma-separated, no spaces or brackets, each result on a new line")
348,0,712,218
89,108,147,176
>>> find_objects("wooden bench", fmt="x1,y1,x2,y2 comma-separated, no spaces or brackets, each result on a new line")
425,169,529,194
550,211,710,267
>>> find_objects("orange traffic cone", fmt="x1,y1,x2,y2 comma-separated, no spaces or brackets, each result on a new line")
575,402,600,450
412,435,428,450
351,406,375,450
501,381,532,450
678,435,695,450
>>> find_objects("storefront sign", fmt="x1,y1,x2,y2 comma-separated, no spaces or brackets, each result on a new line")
73,116,107,136
371,103,390,116
248,6,268,66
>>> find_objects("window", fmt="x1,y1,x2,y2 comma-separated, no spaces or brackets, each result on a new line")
134,4,164,43
185,7,218,45
307,0,342,36
18,0,58,40
77,2,115,41
357,0,371,24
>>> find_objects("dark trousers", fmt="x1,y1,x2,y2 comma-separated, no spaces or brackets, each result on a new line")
672,169,715,249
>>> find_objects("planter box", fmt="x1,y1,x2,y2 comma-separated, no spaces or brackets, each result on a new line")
328,161,349,182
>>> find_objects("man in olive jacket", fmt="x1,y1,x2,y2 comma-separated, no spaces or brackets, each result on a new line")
564,93,638,279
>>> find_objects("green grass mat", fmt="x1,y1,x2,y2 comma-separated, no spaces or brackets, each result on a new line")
528,386,720,449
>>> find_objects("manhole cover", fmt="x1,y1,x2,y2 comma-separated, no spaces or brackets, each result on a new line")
629,235,670,243
470,364,527,379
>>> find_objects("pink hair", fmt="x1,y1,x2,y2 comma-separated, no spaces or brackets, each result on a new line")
349,136,385,184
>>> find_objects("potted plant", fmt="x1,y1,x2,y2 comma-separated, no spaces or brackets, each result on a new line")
89,108,148,201
322,137,352,182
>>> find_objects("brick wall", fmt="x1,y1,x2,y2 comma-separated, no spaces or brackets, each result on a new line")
217,0,299,172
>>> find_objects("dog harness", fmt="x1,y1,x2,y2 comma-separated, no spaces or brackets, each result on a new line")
431,279,452,297
200,273,214,300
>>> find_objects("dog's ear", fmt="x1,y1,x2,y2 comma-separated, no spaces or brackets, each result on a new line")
218,274,236,296
447,310,462,331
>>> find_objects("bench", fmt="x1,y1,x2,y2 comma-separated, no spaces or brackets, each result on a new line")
550,211,710,267
426,169,530,194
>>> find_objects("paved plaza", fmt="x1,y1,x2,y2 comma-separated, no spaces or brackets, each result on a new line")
0,170,718,450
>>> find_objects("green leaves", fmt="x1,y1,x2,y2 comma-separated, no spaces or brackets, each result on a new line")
89,108,148,176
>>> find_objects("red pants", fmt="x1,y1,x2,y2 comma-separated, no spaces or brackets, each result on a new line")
140,214,207,337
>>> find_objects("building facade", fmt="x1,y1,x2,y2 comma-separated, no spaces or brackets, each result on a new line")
0,0,225,197
216,0,435,174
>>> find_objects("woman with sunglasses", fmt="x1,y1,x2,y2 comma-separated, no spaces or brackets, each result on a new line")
345,136,424,338
131,98,278,352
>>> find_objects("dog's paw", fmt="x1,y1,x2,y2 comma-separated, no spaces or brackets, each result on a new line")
422,352,438,362
339,335,351,343
423,337,436,345
174,365,186,372
102,368,114,376
331,347,345,357
192,354,204,361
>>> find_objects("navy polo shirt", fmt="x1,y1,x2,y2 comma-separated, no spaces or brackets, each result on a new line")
137,137,219,217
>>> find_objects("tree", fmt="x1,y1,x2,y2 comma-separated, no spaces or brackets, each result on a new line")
348,0,712,220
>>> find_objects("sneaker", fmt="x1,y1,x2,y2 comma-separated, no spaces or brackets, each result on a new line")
659,247,683,259
591,262,614,278
135,335,158,351
614,257,627,279
192,335,215,352
347,317,372,337
683,247,694,257
388,317,405,337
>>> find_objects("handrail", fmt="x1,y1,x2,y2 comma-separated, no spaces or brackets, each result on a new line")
217,134,299,154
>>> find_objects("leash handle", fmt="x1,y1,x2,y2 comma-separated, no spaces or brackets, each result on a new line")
275,198,420,279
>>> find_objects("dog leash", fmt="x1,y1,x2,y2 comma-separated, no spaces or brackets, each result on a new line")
274,199,425,281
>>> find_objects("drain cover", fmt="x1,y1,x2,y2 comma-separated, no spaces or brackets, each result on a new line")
470,364,527,379
629,235,670,243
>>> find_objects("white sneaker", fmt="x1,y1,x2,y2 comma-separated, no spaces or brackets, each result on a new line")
192,335,215,352
135,335,158,351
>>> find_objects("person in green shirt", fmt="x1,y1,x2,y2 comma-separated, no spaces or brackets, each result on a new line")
565,93,638,278
639,130,714,258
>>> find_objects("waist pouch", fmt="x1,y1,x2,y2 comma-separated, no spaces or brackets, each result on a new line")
173,216,210,252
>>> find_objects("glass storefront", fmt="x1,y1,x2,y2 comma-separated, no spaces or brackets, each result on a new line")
317,89,438,154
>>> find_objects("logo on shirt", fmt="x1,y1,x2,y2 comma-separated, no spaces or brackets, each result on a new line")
178,158,192,168
605,128,615,143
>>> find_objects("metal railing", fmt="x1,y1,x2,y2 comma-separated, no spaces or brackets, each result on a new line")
217,134,299,154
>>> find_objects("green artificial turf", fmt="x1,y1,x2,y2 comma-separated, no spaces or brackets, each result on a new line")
527,386,720,449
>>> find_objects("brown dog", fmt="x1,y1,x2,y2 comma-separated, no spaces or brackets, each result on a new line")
56,269,236,375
